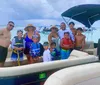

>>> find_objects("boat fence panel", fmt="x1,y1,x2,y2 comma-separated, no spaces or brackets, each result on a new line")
0,51,98,85
44,63,100,85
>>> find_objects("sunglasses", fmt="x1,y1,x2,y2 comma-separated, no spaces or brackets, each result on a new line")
9,24,14,27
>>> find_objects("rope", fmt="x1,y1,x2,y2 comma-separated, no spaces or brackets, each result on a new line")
17,51,20,66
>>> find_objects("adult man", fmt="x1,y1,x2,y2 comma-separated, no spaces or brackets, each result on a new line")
0,21,14,67
58,22,74,42
69,22,77,36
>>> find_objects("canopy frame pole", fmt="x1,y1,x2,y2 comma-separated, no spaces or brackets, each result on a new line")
88,18,92,41
62,11,87,26
62,16,70,26
88,14,100,28
71,11,87,18
88,14,100,40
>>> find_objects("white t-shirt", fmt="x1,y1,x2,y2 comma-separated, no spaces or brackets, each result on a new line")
58,29,74,41
42,49,51,62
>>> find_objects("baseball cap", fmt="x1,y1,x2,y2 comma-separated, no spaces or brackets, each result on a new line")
32,35,38,39
43,42,49,46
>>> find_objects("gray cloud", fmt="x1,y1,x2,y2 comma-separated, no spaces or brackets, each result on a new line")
4,0,60,20
47,0,100,13
0,0,59,21
47,0,100,27
0,0,99,26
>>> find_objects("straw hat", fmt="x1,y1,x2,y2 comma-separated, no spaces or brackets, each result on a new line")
24,24,36,31
50,26,58,31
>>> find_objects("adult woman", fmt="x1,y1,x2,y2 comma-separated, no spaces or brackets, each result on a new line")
24,24,40,64
48,26,60,51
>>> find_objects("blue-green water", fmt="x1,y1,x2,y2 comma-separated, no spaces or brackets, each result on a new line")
8,26,100,44
84,29,100,43
10,26,49,44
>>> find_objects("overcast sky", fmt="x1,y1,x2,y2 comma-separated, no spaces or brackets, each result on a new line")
0,0,100,27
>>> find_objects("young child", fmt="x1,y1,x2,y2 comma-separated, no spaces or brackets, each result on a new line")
29,35,41,63
75,27,86,51
42,42,51,62
60,32,74,59
50,42,60,60
11,30,25,66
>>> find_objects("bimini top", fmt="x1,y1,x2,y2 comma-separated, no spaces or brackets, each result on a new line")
61,4,100,28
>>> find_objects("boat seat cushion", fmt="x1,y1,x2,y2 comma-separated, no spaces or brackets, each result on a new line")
70,50,88,58
84,48,97,55
84,41,94,49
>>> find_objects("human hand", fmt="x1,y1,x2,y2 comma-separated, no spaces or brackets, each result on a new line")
7,41,11,47
80,48,83,51
50,48,53,52
36,31,39,35
17,48,22,51
70,44,74,48
20,47,24,50
10,41,12,44
64,45,69,48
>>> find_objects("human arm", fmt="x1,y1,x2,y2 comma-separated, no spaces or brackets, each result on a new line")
60,39,70,49
20,39,26,50
23,33,27,38
81,36,86,50
0,29,4,39
35,31,40,42
0,29,3,36
69,39,74,48
11,38,20,50
37,33,40,42
68,29,75,42
58,30,62,39
69,42,74,49
48,33,52,45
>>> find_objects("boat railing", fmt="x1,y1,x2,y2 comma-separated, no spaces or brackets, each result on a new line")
0,54,98,77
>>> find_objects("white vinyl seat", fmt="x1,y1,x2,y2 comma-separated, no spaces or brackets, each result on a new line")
83,41,97,55
44,63,100,85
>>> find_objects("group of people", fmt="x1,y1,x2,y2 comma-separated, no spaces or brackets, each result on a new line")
0,21,86,67
48,22,85,60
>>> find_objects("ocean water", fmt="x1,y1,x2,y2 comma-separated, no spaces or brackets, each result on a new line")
10,26,49,44
84,29,100,43
1,26,100,43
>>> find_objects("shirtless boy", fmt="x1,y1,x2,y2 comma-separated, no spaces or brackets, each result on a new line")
75,27,85,51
